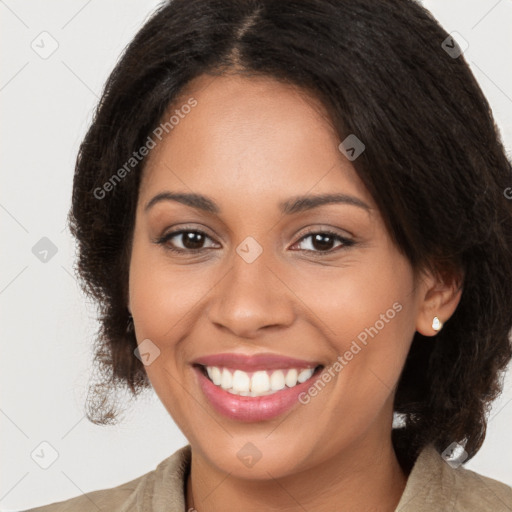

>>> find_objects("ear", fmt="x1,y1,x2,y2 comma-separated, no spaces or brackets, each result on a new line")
415,266,464,336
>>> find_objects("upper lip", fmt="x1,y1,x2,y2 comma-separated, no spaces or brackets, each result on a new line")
193,353,322,371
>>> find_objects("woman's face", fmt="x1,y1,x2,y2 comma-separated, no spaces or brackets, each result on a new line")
129,73,431,479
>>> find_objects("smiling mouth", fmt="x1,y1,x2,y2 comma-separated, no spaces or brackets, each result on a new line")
194,363,324,397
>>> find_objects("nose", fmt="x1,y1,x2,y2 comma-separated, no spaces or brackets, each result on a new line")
206,247,295,339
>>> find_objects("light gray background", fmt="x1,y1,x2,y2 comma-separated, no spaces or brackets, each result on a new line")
1,0,511,510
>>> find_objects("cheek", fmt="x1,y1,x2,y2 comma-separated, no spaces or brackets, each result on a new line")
127,241,205,430
128,238,211,340
305,256,413,342
300,255,416,397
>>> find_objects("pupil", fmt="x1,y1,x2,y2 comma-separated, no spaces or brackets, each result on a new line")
312,233,333,251
183,232,204,249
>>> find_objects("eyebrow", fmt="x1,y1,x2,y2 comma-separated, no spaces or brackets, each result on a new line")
144,191,371,215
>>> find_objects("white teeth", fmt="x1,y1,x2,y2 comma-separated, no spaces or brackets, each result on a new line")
220,368,232,390
285,369,298,387
251,371,270,394
297,368,314,383
232,370,250,393
203,365,318,396
270,370,286,391
210,366,222,385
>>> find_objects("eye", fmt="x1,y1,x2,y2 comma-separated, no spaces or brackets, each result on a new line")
291,230,354,254
155,228,355,255
156,229,219,253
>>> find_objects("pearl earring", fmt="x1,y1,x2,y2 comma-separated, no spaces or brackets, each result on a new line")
432,316,443,332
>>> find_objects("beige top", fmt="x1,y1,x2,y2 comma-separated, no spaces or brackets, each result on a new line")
25,443,512,511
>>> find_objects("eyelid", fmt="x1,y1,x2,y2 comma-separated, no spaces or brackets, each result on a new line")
293,224,355,243
156,223,219,242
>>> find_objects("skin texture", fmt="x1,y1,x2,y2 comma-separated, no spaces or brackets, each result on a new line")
128,73,462,512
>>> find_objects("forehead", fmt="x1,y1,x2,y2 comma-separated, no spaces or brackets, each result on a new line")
139,73,374,213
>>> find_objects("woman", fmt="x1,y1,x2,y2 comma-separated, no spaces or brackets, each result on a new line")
27,0,512,510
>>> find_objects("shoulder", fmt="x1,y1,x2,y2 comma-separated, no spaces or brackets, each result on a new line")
23,444,191,512
23,474,146,512
395,443,512,511
449,461,512,511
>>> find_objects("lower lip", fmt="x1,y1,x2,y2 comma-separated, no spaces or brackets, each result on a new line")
194,365,322,422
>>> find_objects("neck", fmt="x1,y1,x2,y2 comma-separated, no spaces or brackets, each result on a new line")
186,435,408,512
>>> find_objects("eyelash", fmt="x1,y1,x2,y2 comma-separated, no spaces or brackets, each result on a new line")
155,228,355,256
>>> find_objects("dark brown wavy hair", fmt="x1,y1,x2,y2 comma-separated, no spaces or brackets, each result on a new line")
68,0,512,471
